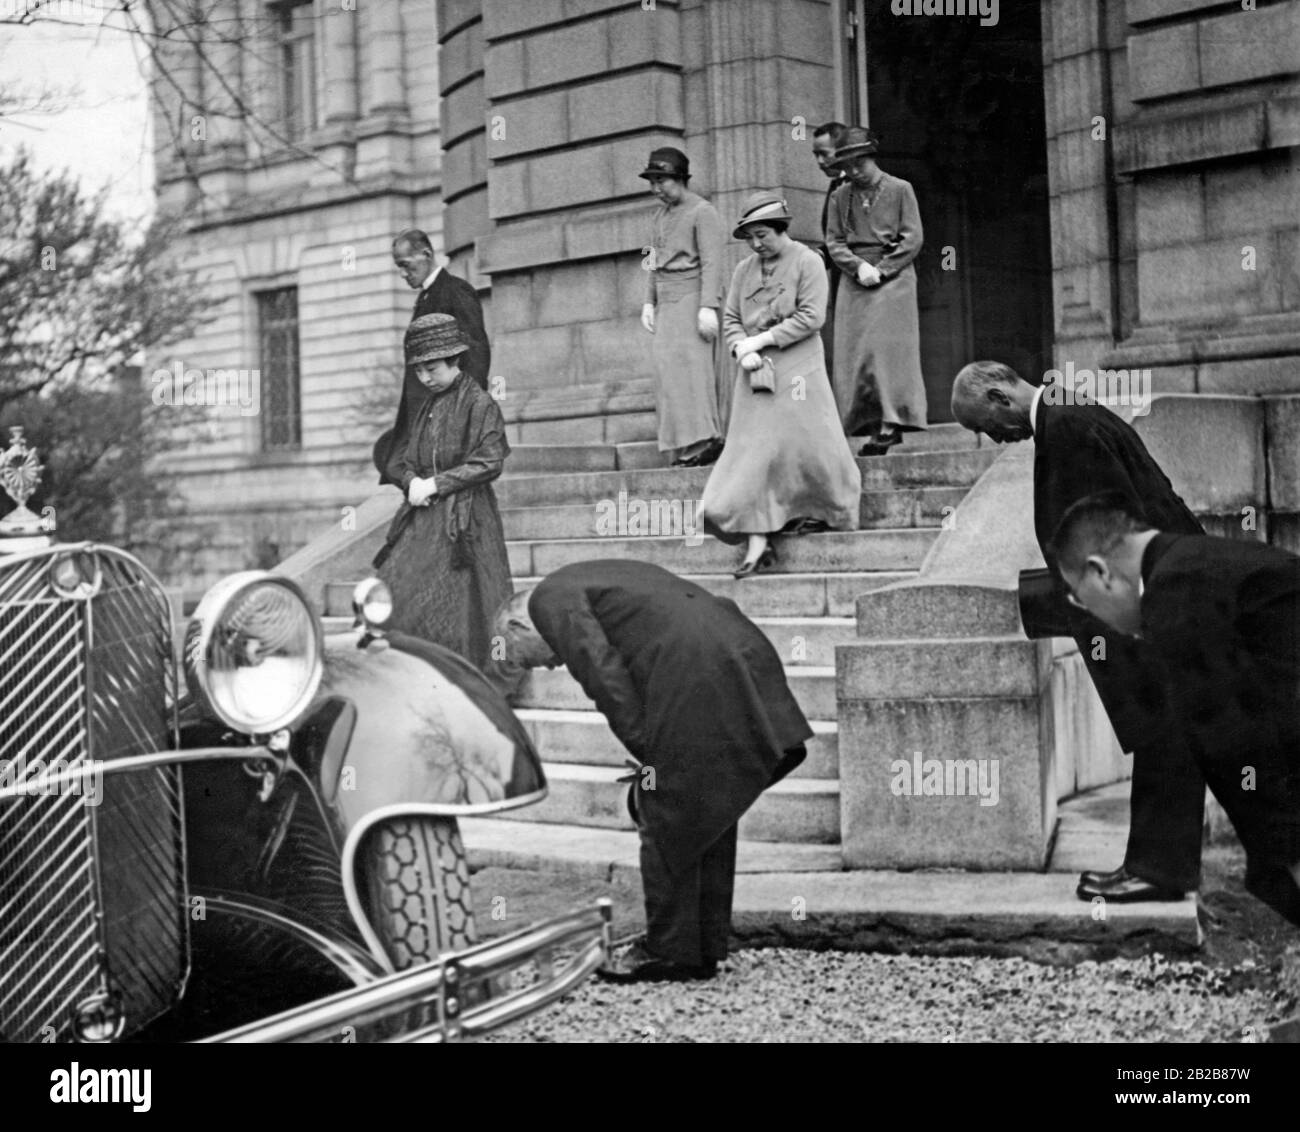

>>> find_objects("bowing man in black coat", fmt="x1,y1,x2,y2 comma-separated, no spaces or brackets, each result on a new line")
1051,494,1300,926
375,229,492,484
491,560,811,981
952,361,1206,903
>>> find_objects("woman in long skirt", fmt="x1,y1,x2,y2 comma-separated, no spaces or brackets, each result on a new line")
639,146,727,467
701,192,862,577
374,313,513,668
826,126,928,455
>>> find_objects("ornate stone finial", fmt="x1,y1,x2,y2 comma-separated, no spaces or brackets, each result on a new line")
1,425,54,544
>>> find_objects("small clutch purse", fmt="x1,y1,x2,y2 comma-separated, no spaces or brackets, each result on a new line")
749,358,777,394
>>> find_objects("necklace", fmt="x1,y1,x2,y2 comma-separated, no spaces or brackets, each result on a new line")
858,177,885,213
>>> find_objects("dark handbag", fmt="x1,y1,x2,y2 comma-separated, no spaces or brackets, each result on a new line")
749,357,777,394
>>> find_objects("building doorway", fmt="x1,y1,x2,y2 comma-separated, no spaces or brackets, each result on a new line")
838,1,1053,420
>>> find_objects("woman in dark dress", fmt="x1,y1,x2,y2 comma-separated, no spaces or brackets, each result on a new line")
374,313,513,668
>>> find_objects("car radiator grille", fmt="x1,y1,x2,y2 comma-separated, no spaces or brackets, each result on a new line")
0,549,187,1042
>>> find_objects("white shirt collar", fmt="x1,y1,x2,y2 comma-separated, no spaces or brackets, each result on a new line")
1028,384,1045,434
420,263,443,292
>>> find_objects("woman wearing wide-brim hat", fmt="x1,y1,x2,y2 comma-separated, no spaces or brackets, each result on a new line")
373,313,513,668
699,191,862,578
825,126,928,455
638,146,728,467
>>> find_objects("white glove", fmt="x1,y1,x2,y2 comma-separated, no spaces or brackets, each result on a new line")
697,307,719,341
856,262,882,287
407,476,437,507
739,352,764,371
641,303,656,333
733,331,774,359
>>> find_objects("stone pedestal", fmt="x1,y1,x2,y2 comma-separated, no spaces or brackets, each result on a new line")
838,626,1057,870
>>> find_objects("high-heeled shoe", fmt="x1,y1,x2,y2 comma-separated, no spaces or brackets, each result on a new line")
733,545,777,579
859,427,902,457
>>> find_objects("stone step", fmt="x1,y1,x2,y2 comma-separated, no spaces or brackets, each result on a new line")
856,447,999,490
506,444,617,474
519,709,839,778
461,818,1199,951
613,441,671,470
857,485,968,529
507,410,658,447
517,663,837,720
506,528,937,578
497,485,967,542
325,570,912,619
460,817,843,876
728,871,1199,950
496,448,997,508
490,762,840,843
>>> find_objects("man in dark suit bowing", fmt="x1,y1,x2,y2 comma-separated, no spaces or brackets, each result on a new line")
489,560,811,981
375,228,492,484
1050,493,1300,926
951,360,1206,904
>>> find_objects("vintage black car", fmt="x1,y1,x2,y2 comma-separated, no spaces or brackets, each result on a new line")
0,426,610,1042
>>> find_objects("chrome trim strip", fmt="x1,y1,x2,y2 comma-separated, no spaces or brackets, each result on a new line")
0,747,274,802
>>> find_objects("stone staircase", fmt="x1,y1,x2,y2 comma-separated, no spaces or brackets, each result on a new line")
315,422,1000,868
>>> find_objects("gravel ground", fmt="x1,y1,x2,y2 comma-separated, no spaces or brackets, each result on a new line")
472,845,1299,1044
481,948,1288,1044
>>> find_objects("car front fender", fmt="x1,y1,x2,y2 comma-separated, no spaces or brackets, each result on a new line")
316,632,547,834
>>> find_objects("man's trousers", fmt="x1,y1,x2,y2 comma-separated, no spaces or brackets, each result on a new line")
638,822,739,968
1077,622,1205,891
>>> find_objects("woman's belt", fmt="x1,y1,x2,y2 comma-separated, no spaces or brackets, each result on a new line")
846,244,895,266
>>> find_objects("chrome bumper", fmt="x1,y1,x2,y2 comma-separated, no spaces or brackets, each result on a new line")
201,899,614,1043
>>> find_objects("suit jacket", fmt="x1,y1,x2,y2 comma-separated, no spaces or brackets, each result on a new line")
529,560,812,874
1033,400,1203,752
375,269,492,484
1140,532,1300,923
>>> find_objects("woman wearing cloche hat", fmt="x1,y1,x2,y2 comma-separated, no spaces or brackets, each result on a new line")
372,313,513,668
699,191,862,578
638,146,728,467
826,126,928,455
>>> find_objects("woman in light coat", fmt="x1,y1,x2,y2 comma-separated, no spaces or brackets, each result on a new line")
639,146,727,467
701,192,861,577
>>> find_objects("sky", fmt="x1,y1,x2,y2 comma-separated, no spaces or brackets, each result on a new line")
0,4,154,221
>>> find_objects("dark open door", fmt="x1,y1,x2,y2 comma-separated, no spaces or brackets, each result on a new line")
838,0,1053,421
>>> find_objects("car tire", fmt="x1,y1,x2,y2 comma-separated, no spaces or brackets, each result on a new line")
363,817,476,969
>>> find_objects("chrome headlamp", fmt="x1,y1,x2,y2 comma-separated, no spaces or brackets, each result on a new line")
184,572,323,735
352,577,393,631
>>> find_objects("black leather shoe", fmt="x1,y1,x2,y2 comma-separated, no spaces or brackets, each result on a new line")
598,943,716,983
676,439,725,468
1079,865,1128,887
1075,867,1185,903
859,428,902,457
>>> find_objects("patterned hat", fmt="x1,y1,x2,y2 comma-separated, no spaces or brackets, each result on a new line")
638,146,690,181
405,313,468,366
831,126,880,166
732,191,793,239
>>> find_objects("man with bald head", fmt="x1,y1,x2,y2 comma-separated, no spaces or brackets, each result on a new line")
376,228,492,483
950,360,1206,905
